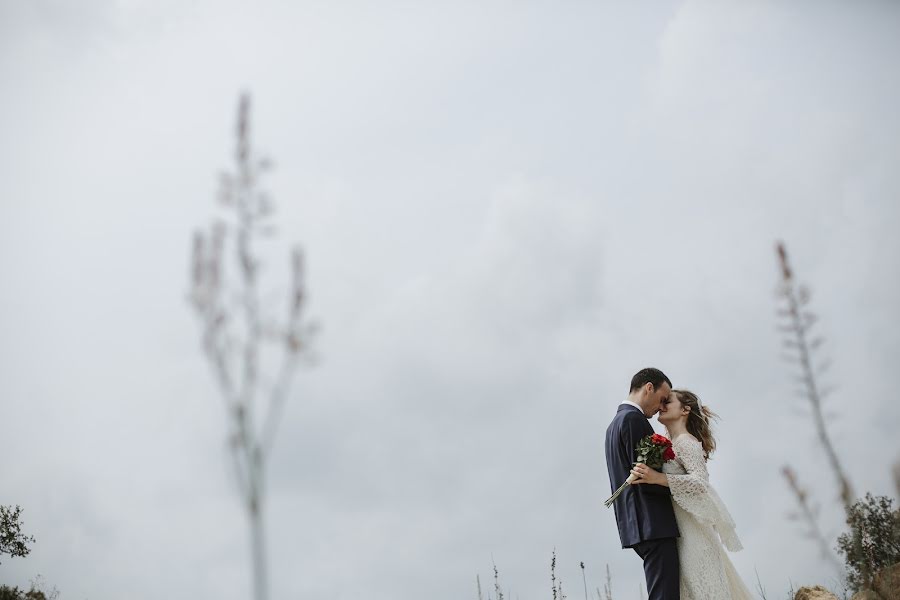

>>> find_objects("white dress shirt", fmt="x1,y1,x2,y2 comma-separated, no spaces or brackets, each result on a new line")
619,399,646,415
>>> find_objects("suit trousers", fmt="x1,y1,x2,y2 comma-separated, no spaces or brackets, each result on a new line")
632,538,680,600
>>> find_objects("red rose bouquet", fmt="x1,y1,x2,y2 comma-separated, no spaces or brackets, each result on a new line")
604,433,676,508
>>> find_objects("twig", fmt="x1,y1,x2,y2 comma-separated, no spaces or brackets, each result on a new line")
580,562,588,600
893,460,900,501
754,567,768,600
551,548,558,600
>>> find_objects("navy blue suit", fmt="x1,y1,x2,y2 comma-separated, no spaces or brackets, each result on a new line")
605,404,680,600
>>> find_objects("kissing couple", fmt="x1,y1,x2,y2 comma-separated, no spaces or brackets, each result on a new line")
604,368,755,600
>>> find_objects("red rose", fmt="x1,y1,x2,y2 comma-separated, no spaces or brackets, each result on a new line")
663,447,676,461
651,434,672,446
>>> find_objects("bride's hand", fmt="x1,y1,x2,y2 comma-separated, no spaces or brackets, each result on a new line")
631,463,666,486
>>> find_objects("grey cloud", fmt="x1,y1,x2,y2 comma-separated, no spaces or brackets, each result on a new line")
1,1,899,599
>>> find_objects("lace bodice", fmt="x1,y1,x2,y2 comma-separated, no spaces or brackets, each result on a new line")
662,435,742,551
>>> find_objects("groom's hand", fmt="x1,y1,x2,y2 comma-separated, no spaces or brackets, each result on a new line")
630,463,669,487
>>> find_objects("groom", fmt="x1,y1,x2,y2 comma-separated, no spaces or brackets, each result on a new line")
605,368,680,600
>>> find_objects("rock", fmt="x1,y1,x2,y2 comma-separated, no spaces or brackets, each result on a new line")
874,561,900,600
794,561,900,600
794,586,839,600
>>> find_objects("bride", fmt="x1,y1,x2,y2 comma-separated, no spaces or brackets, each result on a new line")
630,389,754,600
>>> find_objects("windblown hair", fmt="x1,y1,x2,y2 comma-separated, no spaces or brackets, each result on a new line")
672,389,720,460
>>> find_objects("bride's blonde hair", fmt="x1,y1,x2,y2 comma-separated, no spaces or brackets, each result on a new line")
672,389,719,460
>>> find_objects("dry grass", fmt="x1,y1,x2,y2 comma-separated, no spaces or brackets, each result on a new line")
476,551,619,600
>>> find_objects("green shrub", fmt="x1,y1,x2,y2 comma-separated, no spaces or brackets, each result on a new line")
835,493,900,591
0,587,24,600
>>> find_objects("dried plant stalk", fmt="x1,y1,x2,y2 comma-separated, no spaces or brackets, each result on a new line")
603,564,613,600
189,93,314,600
781,466,843,569
775,242,854,512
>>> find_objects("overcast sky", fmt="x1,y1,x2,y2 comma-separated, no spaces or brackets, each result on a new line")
2,1,899,599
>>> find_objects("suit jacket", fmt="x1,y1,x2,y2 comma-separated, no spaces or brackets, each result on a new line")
605,404,679,548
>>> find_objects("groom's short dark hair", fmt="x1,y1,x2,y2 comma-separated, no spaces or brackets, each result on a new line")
629,368,672,393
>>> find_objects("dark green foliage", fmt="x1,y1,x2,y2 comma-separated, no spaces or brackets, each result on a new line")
835,493,900,591
0,506,35,564
0,587,24,600
0,585,49,600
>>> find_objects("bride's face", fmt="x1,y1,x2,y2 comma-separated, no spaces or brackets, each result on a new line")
657,392,683,425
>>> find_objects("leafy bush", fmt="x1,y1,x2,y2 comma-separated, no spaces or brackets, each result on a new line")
0,585,46,600
0,576,59,600
835,493,900,591
0,506,35,564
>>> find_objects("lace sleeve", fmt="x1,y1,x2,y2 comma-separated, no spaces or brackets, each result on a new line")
667,436,743,551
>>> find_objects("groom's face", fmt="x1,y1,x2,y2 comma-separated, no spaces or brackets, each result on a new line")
648,382,671,416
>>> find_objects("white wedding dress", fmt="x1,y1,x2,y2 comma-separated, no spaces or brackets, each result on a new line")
662,434,754,600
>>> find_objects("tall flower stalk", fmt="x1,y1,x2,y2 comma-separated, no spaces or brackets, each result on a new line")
189,93,315,600
775,241,853,570
776,242,854,511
